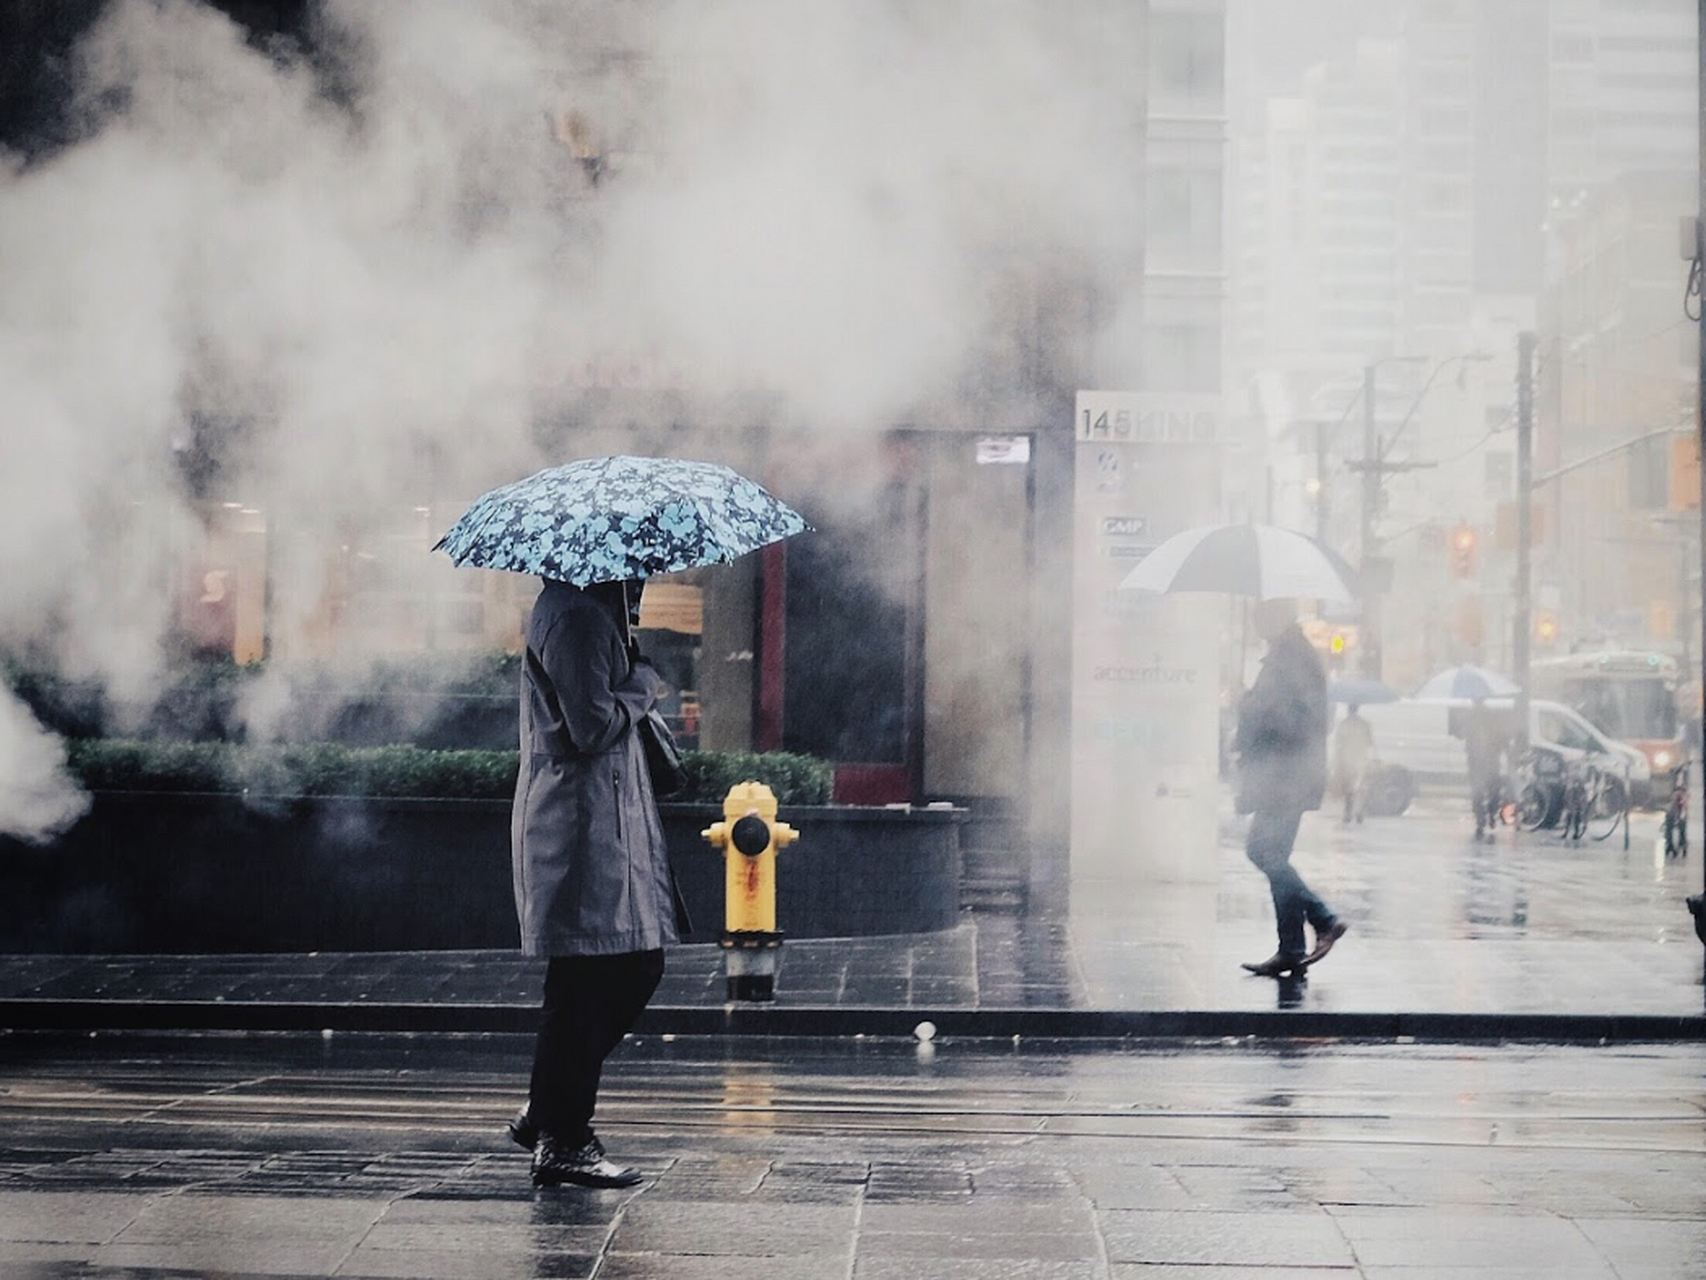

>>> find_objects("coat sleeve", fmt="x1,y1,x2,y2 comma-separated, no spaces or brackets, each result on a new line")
539,610,662,756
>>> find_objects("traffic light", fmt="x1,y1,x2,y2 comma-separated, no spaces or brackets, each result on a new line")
1327,630,1348,672
1449,525,1477,578
1535,611,1559,646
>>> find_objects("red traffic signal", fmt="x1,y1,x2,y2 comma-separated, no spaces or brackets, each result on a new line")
1449,525,1477,578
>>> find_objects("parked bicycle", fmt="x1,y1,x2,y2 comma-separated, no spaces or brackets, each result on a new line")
1560,758,1596,841
1558,757,1630,844
1511,745,1566,832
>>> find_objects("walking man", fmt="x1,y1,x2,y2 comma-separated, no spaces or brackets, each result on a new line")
1462,696,1509,842
508,577,686,1188
1235,599,1348,978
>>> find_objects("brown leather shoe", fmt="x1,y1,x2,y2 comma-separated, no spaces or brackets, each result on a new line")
1306,920,1349,965
1241,952,1308,977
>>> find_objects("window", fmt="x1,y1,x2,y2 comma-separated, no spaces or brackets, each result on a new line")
784,479,920,764
1417,106,1471,137
1537,709,1598,753
1414,61,1472,96
1418,180,1469,214
1629,436,1667,509
1413,217,1471,251
1141,319,1221,393
1321,306,1399,330
1420,0,1470,21
1413,251,1470,287
1149,10,1224,114
1145,166,1222,268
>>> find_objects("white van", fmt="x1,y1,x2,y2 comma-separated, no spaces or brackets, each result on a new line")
1350,697,1651,793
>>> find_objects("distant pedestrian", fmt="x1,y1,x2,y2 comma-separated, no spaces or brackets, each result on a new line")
507,576,687,1188
1332,702,1375,825
1235,599,1348,978
1461,697,1509,843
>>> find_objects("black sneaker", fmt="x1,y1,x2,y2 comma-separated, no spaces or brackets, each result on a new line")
531,1132,643,1189
507,1107,538,1151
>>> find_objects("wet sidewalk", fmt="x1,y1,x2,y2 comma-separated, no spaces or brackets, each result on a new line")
2,799,1703,1038
7,1032,1704,1277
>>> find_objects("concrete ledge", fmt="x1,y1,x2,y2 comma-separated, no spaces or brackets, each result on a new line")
3,999,1702,1043
0,794,964,953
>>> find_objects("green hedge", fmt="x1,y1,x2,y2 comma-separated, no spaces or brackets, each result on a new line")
64,739,833,806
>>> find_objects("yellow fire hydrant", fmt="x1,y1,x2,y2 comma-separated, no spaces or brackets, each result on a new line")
702,780,798,1001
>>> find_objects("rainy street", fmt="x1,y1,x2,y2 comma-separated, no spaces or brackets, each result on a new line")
10,2,1706,1276
1,1030,1704,1278
3,788,1706,1277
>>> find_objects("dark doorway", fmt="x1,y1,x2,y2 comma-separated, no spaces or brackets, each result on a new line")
782,471,924,802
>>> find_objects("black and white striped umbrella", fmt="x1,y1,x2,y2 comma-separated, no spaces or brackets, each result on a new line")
1117,522,1359,602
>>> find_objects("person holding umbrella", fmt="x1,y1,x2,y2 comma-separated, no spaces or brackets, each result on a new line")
502,574,682,1188
434,456,810,1188
1458,695,1511,843
1234,598,1348,977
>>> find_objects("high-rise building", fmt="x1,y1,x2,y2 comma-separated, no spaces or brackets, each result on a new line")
1534,1,1700,654
1548,0,1697,194
1144,0,1229,400
1229,0,1699,674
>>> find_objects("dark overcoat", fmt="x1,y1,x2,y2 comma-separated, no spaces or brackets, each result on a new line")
1234,623,1329,816
511,580,679,957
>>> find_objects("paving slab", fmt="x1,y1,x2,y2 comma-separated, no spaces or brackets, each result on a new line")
1,1033,1704,1278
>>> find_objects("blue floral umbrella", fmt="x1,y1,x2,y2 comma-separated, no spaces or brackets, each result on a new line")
433,456,810,585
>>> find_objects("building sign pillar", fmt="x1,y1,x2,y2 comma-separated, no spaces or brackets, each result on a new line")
1071,392,1224,893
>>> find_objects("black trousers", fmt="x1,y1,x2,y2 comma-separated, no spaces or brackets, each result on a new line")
528,949,665,1146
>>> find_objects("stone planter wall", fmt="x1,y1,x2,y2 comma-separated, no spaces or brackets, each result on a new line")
0,793,963,954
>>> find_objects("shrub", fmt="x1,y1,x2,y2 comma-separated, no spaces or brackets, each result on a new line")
64,739,833,805
681,750,833,806
65,739,519,800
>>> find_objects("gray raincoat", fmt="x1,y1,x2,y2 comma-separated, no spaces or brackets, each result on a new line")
511,580,681,956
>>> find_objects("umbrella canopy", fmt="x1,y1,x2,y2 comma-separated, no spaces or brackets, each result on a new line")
1117,522,1359,602
1415,665,1520,700
1329,677,1400,705
433,456,810,585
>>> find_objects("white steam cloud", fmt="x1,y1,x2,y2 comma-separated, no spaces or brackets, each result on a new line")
0,0,1147,837
0,688,91,845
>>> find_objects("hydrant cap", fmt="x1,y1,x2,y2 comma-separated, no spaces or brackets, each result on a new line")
730,813,771,857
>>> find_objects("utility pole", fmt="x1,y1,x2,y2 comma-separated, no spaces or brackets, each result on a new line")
1360,363,1380,676
1695,0,1705,889
1515,331,1535,755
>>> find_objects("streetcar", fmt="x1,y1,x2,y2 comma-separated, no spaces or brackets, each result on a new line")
1529,651,1684,802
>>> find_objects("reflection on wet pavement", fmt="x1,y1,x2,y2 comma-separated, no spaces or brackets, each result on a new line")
0,1034,1702,1277
0,800,1700,1019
